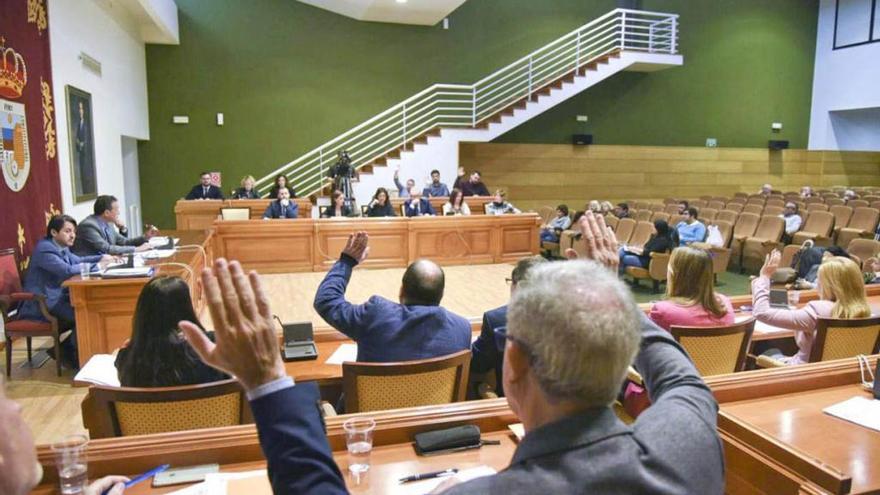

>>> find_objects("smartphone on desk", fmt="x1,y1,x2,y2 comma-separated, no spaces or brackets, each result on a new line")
152,464,219,487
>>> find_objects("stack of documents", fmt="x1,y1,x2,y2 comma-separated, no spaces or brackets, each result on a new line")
73,354,120,387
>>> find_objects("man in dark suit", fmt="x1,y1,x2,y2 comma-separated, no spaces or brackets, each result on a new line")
460,170,490,197
73,195,158,256
403,188,436,217
261,187,299,219
181,213,724,495
470,255,546,397
185,172,225,200
313,231,470,362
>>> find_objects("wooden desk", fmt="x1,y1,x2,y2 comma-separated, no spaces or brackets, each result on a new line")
706,354,880,494
33,399,519,494
174,199,312,229
212,214,541,273
65,231,212,364
389,195,494,216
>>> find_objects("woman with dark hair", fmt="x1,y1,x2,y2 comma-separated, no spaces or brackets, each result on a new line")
618,220,674,275
366,187,395,217
115,276,227,387
322,190,353,218
268,174,295,199
442,188,470,216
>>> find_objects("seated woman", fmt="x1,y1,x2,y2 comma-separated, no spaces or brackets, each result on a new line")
587,200,601,214
116,276,227,387
649,246,735,331
268,174,295,199
231,175,259,199
442,188,470,216
753,251,870,365
322,190,353,218
599,201,614,216
540,204,571,243
619,220,674,275
366,187,395,217
485,189,521,215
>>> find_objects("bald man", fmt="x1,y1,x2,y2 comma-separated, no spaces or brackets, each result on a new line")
313,232,470,363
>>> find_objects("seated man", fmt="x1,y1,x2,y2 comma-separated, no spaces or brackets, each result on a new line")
800,186,814,199
181,211,724,494
393,168,415,199
613,202,631,219
780,202,802,244
470,255,546,397
185,171,225,200
262,187,299,219
1,373,130,495
425,169,450,197
675,207,707,246
73,195,157,256
760,183,773,197
460,170,490,197
313,231,470,362
20,215,114,366
677,200,689,215
403,188,436,217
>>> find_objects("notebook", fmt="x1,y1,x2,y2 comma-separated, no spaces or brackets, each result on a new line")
73,354,120,387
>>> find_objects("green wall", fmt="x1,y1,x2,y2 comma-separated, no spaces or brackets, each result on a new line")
495,0,819,146
140,0,817,227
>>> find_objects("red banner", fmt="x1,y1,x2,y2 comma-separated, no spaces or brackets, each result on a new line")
0,0,62,272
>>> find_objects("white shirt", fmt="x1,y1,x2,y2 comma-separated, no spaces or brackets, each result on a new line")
781,213,802,235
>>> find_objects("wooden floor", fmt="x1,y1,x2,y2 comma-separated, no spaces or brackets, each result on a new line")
6,263,515,445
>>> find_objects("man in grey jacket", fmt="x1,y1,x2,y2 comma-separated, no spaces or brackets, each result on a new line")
73,195,158,256
181,212,725,495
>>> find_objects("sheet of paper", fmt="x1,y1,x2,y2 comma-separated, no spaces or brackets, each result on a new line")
507,423,525,441
210,470,271,495
140,249,176,260
752,320,786,335
823,396,880,432
325,343,358,365
73,354,120,387
165,482,210,495
403,466,497,494
100,267,154,278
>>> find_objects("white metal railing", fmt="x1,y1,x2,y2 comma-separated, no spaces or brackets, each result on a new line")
256,8,679,197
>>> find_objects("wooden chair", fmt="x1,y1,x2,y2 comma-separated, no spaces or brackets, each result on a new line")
85,379,250,438
670,318,755,376
626,221,655,249
340,350,470,413
1,248,64,377
836,207,880,249
730,212,760,269
791,211,834,246
219,207,251,220
757,317,880,367
625,251,670,293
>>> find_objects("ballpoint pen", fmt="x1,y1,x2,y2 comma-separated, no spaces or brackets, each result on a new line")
103,464,170,494
399,468,458,484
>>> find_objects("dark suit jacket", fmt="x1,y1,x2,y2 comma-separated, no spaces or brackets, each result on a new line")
322,206,352,218
366,202,395,217
19,238,102,322
72,215,147,256
470,305,507,396
403,198,435,217
185,184,225,200
461,181,490,197
313,255,471,362
262,200,300,219
232,187,260,199
249,315,724,495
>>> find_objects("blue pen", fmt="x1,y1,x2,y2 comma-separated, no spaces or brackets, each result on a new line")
102,464,170,494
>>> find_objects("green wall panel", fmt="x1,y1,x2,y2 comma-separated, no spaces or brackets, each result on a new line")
140,0,817,227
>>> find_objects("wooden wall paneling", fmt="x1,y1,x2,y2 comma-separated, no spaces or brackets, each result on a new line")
174,199,312,230
407,216,496,265
213,220,315,273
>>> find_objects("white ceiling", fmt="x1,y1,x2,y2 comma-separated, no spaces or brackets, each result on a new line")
297,0,468,26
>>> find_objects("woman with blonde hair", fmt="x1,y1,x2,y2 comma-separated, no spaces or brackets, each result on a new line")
599,201,614,215
232,175,259,199
587,200,601,214
649,246,734,331
753,251,871,365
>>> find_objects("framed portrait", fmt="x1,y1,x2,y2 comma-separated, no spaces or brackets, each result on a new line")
66,85,97,203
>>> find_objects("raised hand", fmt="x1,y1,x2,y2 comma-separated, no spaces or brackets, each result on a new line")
342,231,370,264
568,212,619,271
760,250,781,279
180,259,286,390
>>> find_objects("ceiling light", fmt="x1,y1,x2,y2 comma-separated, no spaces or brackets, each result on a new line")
396,0,407,3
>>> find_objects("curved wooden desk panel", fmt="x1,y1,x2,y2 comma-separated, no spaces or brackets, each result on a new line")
65,231,212,365
212,214,541,273
174,199,313,230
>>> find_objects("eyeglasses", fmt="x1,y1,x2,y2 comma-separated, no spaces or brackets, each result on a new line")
504,278,513,285
492,327,537,365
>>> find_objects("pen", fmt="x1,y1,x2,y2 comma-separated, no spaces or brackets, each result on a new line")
103,464,170,493
399,468,458,484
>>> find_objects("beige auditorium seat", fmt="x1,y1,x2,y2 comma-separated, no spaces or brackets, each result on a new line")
741,215,784,272
651,211,671,223
716,210,738,225
605,215,619,231
635,209,653,222
765,199,785,208
730,212,761,270
691,200,707,209
848,199,870,209
836,207,880,249
627,221,655,249
699,208,718,223
649,203,665,212
742,204,764,216
826,198,845,207
708,200,726,211
829,205,853,241
763,205,784,217
625,252,670,293
791,211,834,246
806,203,830,212
724,202,744,213
692,220,735,280
664,204,680,215
615,218,637,244
847,238,880,269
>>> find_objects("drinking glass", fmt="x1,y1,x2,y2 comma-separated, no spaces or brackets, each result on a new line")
79,263,91,280
343,417,376,482
788,290,800,308
51,434,89,495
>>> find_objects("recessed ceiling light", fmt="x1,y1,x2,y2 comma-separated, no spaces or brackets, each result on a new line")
396,0,407,3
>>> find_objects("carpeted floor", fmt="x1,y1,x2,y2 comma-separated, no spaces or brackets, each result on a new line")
627,269,752,305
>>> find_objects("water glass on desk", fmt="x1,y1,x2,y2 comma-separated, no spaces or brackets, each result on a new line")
51,434,88,494
788,290,800,308
344,417,376,482
79,263,91,280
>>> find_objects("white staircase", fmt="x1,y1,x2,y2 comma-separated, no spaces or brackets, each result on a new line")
254,9,683,206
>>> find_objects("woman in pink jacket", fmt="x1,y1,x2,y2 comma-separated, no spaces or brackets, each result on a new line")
649,247,735,331
752,250,871,364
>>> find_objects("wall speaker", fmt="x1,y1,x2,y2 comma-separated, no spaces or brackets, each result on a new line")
572,134,593,145
768,140,789,150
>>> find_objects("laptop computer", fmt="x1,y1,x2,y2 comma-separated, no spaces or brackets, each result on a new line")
769,289,790,309
282,321,318,361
